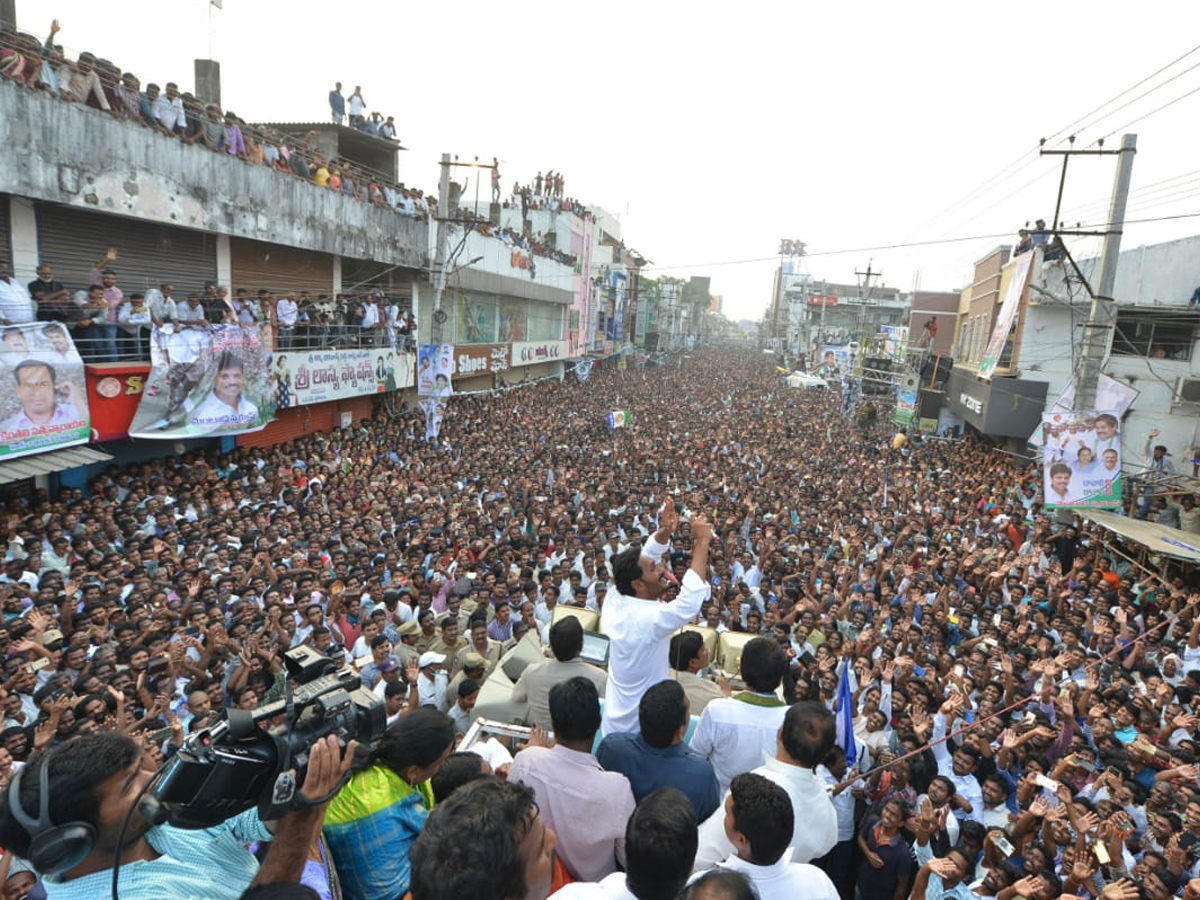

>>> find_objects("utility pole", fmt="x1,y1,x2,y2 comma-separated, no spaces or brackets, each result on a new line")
854,261,880,375
817,280,827,365
1076,134,1136,410
430,153,452,345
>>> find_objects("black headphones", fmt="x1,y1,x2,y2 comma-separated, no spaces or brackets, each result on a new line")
8,750,97,875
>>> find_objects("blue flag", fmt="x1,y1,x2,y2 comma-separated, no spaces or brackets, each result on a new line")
836,660,857,768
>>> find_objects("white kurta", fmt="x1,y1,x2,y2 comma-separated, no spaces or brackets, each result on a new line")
600,535,708,736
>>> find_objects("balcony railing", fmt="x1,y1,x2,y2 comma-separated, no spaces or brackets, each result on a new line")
66,324,416,365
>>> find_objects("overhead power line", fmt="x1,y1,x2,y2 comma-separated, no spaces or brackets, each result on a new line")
899,42,1200,242
643,210,1200,275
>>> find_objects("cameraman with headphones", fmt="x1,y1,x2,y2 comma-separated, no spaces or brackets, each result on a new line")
0,731,353,900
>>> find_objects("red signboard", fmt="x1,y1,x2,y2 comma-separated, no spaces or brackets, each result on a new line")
808,295,838,306
85,363,151,441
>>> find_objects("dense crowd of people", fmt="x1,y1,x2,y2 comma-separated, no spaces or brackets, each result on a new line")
0,21,432,222
0,348,1192,900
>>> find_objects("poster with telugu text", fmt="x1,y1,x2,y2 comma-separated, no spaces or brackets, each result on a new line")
0,323,90,461
1041,410,1123,509
129,324,273,439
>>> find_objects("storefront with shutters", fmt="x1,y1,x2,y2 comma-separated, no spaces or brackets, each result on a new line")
231,238,334,297
34,204,219,296
236,395,378,448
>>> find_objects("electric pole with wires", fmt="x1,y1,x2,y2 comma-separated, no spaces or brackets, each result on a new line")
1037,134,1136,410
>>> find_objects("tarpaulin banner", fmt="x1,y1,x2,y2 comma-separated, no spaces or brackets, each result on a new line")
979,250,1034,379
1028,373,1138,448
419,397,445,441
130,324,273,438
1042,409,1123,509
272,348,413,409
894,388,917,426
417,344,455,397
0,323,90,460
574,359,593,383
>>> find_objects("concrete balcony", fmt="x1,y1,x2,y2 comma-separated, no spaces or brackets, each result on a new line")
0,82,428,267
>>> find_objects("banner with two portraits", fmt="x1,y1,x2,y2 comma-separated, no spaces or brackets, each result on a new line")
1042,410,1123,509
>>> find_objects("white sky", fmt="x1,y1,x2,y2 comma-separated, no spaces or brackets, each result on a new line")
21,1,1200,320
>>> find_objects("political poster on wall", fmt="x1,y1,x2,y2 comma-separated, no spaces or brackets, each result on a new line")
417,344,455,397
130,324,273,438
0,323,90,460
1041,410,1123,509
1028,373,1139,449
272,348,414,409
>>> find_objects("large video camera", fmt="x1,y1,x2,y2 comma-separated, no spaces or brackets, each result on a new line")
143,646,386,829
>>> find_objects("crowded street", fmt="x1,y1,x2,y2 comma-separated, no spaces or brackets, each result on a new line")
0,347,1194,900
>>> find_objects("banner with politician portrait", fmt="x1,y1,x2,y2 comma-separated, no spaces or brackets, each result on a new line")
129,324,274,439
416,343,455,398
0,323,90,460
419,397,446,442
1041,410,1123,509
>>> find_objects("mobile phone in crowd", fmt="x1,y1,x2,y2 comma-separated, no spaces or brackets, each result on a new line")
1034,773,1059,792
28,658,50,673
992,834,1016,857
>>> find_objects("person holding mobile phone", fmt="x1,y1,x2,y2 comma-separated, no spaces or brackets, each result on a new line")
930,695,984,823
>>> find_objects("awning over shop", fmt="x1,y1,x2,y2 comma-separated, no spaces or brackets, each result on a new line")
0,447,114,485
1081,509,1200,564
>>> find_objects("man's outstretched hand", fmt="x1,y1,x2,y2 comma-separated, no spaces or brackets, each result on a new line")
656,498,679,540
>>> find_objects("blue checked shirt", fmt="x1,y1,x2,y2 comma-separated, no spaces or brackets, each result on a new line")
42,808,271,900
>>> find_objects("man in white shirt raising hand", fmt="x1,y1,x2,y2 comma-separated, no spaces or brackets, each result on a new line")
601,499,711,736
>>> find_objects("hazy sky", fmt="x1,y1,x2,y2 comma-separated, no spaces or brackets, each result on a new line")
22,1,1200,319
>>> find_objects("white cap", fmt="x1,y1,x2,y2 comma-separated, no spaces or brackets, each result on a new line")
418,651,447,668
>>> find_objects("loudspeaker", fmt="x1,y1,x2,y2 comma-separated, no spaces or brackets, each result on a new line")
8,752,97,875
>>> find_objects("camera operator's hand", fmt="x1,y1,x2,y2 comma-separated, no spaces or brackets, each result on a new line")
298,734,356,808
254,735,357,890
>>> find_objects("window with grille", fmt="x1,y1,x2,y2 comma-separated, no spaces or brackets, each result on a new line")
1111,310,1197,361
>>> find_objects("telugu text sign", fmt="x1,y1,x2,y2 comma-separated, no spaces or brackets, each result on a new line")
0,323,91,461
510,340,567,367
275,348,415,409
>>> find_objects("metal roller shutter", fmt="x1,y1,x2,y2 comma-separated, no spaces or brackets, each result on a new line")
34,204,218,297
231,238,334,297
340,257,416,305
0,195,11,261
236,396,374,448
